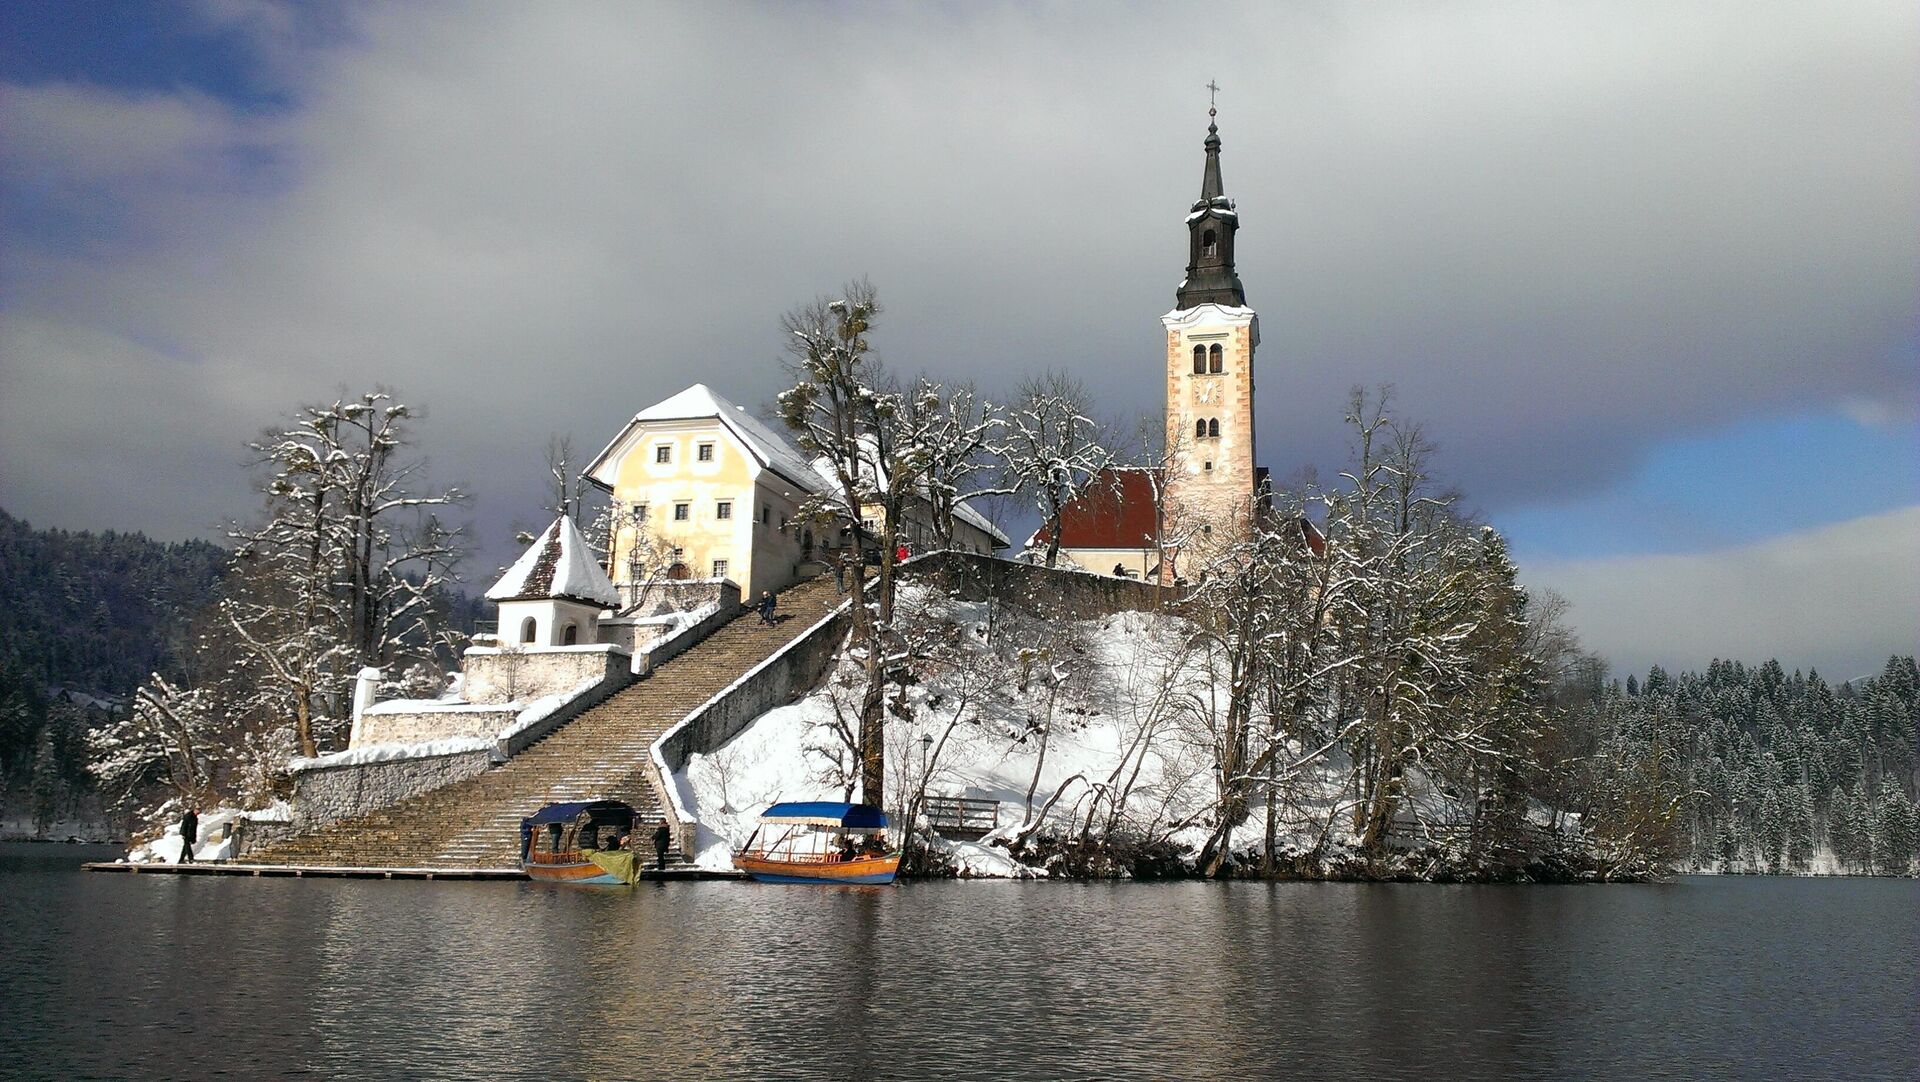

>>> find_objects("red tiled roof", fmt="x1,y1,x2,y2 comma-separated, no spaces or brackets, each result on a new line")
1030,468,1163,550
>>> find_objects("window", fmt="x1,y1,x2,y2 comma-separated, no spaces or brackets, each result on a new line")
519,617,536,644
632,503,648,522
1192,345,1206,375
562,623,579,646
1202,229,1217,257
716,501,732,520
1204,460,1214,472
674,503,689,521
712,559,729,578
1208,418,1220,438
655,445,672,464
1195,419,1207,439
761,504,771,525
1209,343,1223,373
671,546,684,560
697,442,714,462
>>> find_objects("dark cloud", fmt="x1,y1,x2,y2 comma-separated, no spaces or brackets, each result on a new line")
2,2,1914,580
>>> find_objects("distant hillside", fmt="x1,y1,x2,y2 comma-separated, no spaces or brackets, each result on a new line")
0,508,227,697
0,509,227,835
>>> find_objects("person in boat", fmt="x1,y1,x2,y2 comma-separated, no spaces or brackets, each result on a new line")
653,821,672,871
839,834,856,862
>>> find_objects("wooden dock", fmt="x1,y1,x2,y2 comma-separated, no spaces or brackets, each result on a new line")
83,861,745,881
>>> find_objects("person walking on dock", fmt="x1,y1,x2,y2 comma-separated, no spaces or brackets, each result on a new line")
757,589,776,625
652,821,672,871
177,806,199,864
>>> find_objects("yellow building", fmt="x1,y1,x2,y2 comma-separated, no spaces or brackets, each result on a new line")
584,383,1005,604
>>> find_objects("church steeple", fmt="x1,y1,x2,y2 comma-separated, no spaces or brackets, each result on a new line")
1176,104,1246,310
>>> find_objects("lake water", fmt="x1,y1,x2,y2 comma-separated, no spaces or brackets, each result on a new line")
1,844,1913,1081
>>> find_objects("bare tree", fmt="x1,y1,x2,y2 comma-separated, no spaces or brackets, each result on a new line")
776,279,899,805
998,371,1113,568
894,380,1011,547
225,390,466,756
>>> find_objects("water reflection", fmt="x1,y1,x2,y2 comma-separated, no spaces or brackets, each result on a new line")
2,846,1915,1082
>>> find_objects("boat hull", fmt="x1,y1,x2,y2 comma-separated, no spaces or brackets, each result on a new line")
523,861,630,886
735,852,901,885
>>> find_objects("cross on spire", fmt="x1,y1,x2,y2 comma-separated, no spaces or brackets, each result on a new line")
1206,79,1220,116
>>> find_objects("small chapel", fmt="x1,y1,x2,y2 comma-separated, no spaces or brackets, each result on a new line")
1037,105,1271,582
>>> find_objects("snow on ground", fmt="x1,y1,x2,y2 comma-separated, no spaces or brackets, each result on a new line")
677,586,1375,876
123,804,275,863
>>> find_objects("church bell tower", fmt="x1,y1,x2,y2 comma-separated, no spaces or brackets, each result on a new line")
1163,99,1259,570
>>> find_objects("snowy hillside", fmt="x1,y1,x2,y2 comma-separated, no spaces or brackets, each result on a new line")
677,586,1481,877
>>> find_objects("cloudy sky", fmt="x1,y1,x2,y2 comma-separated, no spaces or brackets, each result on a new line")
2,1,1915,679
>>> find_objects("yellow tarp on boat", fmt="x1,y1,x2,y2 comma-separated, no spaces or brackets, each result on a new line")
582,848,640,885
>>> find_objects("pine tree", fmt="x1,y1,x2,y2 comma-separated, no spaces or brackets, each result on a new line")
1827,785,1863,873
1874,787,1917,876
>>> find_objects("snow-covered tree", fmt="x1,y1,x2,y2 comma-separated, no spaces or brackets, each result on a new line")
776,280,906,805
893,380,1010,548
87,674,220,817
227,390,466,755
998,371,1113,568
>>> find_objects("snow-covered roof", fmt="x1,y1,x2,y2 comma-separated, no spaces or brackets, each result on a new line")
808,451,1009,547
485,516,620,607
586,383,823,493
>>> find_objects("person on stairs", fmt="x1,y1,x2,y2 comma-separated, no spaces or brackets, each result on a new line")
758,589,777,625
653,821,672,872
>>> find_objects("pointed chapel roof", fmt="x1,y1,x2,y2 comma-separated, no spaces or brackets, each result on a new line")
485,515,620,607
585,383,823,493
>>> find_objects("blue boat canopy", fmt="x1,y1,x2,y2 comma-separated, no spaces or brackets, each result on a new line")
759,801,889,831
521,800,633,828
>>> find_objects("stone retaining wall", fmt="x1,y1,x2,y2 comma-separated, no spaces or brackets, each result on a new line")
902,550,1177,620
355,705,519,747
461,643,627,705
286,747,496,832
649,599,852,853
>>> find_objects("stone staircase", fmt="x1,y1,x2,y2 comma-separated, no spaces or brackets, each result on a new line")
246,575,845,870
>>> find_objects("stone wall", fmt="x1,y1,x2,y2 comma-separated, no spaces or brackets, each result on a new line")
286,747,496,833
902,550,1177,621
461,643,628,705
355,704,518,746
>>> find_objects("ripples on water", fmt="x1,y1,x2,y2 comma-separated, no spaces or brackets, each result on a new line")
1,844,1914,1081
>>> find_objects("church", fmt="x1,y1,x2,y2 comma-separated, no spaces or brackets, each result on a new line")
1038,107,1271,582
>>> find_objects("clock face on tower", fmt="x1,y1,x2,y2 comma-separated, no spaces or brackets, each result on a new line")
1196,381,1218,405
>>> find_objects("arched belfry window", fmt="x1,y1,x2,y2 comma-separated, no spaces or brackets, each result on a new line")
1208,344,1223,373
562,622,579,646
519,617,536,644
1202,229,1217,257
1208,418,1221,439
1192,345,1206,375
1194,419,1207,439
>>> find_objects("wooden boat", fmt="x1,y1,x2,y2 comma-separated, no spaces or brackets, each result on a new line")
520,800,641,885
734,801,901,885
